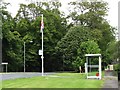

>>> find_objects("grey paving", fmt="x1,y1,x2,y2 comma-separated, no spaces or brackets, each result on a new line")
2,72,55,80
103,71,118,89
103,76,118,88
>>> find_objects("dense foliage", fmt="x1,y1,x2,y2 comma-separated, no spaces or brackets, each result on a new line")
2,1,117,72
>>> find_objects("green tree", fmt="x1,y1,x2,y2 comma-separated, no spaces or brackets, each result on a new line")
2,3,23,71
117,41,120,60
76,40,101,69
55,26,98,71
68,1,108,27
105,40,117,64
68,1,115,64
14,1,67,71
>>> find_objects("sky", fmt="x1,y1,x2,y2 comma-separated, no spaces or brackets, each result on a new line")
3,0,119,28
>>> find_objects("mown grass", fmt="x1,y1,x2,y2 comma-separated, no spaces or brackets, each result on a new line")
2,73,104,88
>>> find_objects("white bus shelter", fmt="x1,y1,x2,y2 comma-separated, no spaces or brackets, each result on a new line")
85,54,102,80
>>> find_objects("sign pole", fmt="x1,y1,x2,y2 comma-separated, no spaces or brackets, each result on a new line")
41,14,44,76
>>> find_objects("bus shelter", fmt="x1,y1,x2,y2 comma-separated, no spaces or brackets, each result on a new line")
85,54,102,80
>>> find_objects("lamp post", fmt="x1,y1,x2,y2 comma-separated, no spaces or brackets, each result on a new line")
24,41,33,72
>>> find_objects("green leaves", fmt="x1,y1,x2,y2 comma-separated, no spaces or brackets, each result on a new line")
68,1,108,26
68,0,116,67
2,1,68,72
79,40,101,54
56,26,99,70
75,40,101,68
2,0,116,72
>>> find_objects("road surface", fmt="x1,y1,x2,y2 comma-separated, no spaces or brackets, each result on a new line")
103,70,118,90
1,72,55,80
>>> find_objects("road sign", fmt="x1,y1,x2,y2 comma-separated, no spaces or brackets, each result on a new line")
39,50,43,55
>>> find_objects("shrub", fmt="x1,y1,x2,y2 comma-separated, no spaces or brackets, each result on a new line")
114,64,120,72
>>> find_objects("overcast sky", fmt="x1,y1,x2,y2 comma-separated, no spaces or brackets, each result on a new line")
3,0,120,27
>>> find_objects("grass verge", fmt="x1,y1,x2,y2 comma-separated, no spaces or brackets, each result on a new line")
2,73,104,88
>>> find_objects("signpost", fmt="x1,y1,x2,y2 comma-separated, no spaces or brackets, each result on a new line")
2,62,8,73
39,50,43,55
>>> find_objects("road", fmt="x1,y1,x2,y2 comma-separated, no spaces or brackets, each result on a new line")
1,72,55,80
103,70,118,89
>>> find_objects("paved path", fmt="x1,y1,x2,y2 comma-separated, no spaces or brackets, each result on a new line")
102,71,118,90
1,72,55,80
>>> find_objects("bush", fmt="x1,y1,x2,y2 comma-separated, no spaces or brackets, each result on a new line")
114,64,120,72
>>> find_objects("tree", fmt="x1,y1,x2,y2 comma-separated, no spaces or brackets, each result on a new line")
105,40,117,64
2,1,68,71
2,3,23,71
116,41,120,63
68,1,115,64
55,26,100,71
76,40,101,69
68,1,108,27
2,0,116,72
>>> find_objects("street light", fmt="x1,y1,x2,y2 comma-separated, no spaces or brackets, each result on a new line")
24,41,33,72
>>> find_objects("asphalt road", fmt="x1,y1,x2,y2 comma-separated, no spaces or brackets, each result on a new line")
103,70,118,89
2,72,55,80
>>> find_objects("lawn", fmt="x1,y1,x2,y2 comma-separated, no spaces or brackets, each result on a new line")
2,73,104,88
